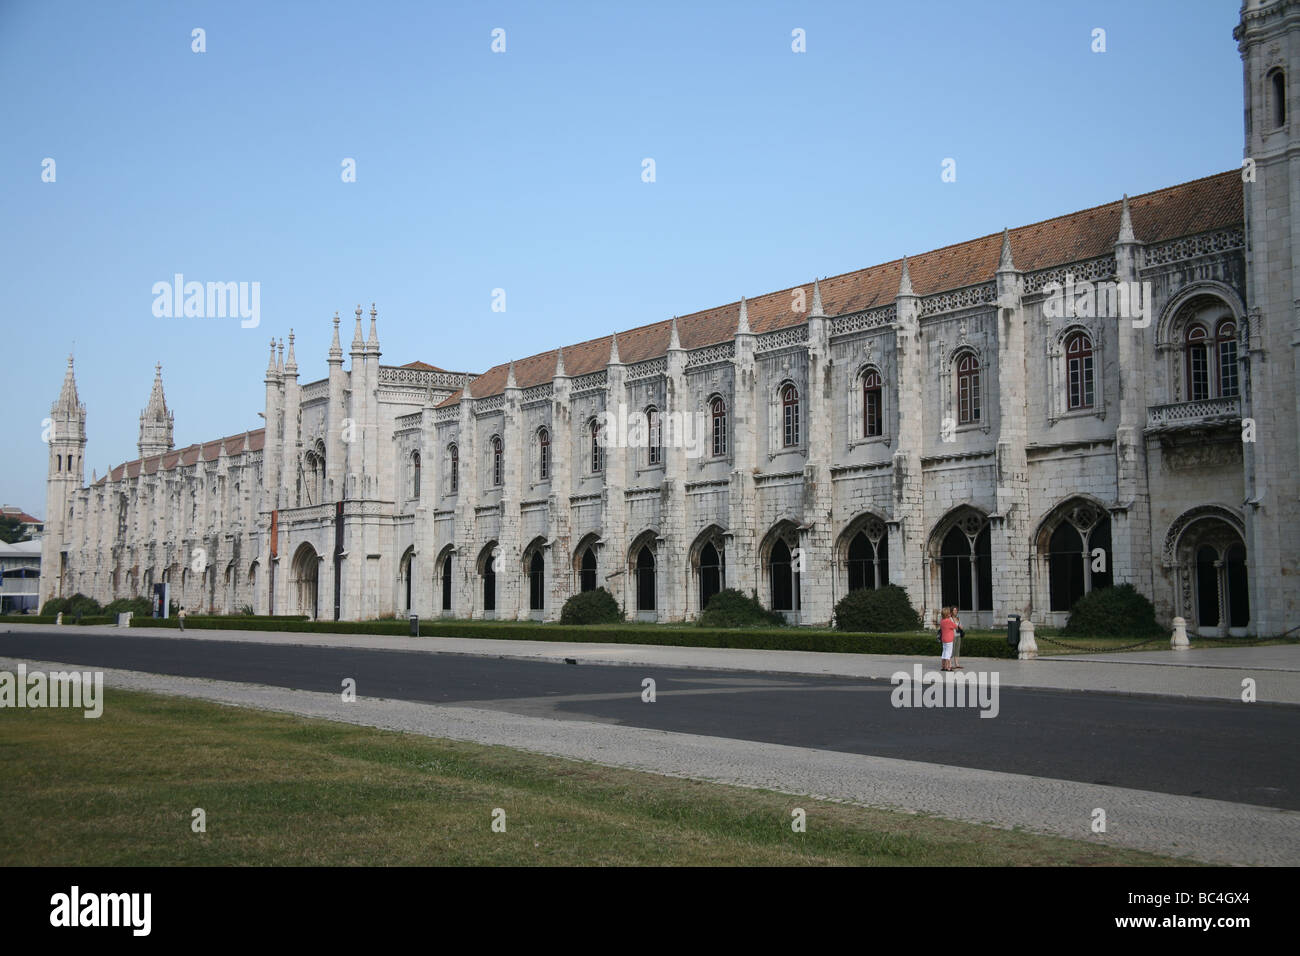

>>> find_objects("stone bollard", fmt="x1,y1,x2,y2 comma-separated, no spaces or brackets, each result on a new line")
56,611,63,626
1018,619,1038,660
117,612,132,628
1170,616,1189,650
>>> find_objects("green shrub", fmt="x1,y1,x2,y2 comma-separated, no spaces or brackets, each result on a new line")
41,593,102,618
834,585,922,632
1063,584,1163,637
559,588,624,625
104,596,153,617
239,604,254,616
697,589,786,628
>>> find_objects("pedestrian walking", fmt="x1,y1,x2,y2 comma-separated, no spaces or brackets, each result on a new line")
178,606,186,631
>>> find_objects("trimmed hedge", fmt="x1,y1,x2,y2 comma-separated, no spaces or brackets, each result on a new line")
1064,584,1163,638
105,615,1018,657
8,615,116,626
833,585,922,632
697,589,786,628
559,588,623,625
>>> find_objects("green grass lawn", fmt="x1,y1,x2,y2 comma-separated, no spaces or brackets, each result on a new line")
0,689,1195,866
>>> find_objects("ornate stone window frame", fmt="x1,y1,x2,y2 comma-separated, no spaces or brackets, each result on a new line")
1046,323,1106,425
848,362,891,450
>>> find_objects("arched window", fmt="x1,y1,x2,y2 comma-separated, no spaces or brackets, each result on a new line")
635,546,655,612
482,546,497,612
579,548,597,592
1065,332,1094,409
590,420,604,473
537,428,551,481
528,551,545,611
782,384,800,447
939,520,992,611
956,351,981,424
1271,69,1286,128
410,451,421,499
646,407,662,466
711,397,727,457
699,541,724,610
862,369,883,437
441,554,452,611
1215,319,1238,398
770,539,797,611
491,435,503,487
1186,325,1210,401
448,444,459,494
847,527,889,591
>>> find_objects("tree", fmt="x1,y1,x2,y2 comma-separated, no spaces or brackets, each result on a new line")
0,516,30,543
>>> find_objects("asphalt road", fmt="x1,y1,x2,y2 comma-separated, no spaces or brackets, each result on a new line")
2,630,1296,810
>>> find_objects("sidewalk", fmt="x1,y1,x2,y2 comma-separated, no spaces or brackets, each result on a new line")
6,622,1299,704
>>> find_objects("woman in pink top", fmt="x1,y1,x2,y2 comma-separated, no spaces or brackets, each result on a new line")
938,608,957,671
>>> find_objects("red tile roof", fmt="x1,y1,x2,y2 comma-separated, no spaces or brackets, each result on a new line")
439,170,1242,407
101,429,265,484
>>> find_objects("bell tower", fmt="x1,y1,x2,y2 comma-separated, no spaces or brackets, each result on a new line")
138,362,174,459
1236,0,1300,635
41,355,87,606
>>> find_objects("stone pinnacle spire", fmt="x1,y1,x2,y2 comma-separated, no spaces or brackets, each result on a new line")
285,329,297,372
555,345,567,377
1117,193,1136,244
737,296,751,335
329,312,343,362
609,331,621,365
138,362,174,458
266,338,278,376
811,279,824,317
366,303,379,351
55,354,80,414
277,339,284,373
506,359,517,388
998,228,1016,271
668,315,682,350
352,305,364,350
898,256,915,298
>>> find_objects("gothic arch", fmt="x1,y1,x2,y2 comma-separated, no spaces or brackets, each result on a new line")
1163,505,1249,636
1032,496,1114,615
688,524,728,615
434,544,455,613
1154,284,1245,349
477,539,499,614
927,505,993,617
290,542,320,620
836,511,891,592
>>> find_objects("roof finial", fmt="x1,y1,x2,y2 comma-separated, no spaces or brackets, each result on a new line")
505,359,517,388
366,303,378,349
267,338,278,374
608,331,621,365
555,345,567,377
998,228,1016,272
286,329,297,371
1117,193,1136,244
668,315,682,350
811,278,824,317
737,296,751,335
329,311,343,361
898,256,915,298
277,339,284,373
352,304,364,349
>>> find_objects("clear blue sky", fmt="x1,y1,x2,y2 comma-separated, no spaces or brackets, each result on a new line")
1,0,1242,518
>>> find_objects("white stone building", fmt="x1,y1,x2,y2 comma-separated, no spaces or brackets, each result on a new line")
40,1,1300,636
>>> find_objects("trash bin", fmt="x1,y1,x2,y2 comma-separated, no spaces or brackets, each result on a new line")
409,614,419,637
1007,614,1022,648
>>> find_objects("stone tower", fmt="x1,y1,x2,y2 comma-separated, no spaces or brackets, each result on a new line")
1236,0,1300,634
137,362,174,459
41,355,87,606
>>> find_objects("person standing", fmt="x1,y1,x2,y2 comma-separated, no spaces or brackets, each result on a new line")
951,608,964,670
178,606,186,632
938,607,956,672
